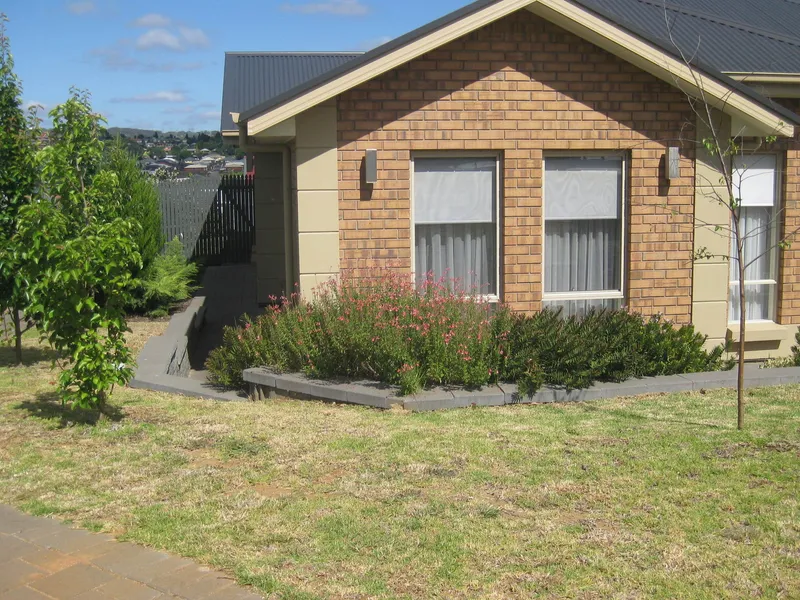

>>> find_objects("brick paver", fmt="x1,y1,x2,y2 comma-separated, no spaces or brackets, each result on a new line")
0,506,263,600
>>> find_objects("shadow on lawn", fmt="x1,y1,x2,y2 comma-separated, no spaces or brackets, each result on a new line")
16,391,125,427
0,345,60,368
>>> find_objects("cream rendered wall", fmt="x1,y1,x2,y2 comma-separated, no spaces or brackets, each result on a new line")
692,112,794,358
693,111,731,350
253,152,286,303
293,101,340,297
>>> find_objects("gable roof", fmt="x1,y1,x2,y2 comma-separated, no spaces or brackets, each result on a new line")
220,52,362,132
572,0,800,75
230,0,800,137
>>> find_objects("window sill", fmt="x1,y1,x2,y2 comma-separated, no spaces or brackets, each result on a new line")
727,321,786,343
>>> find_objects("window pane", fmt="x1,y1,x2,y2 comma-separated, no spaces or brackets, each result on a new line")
415,223,496,295
730,206,775,282
414,158,496,224
545,219,621,293
545,157,622,220
729,282,776,322
543,297,622,318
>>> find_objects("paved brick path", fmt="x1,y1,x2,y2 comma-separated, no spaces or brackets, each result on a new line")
0,506,263,600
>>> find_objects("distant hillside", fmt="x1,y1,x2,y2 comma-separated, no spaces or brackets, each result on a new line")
106,127,218,138
107,127,157,138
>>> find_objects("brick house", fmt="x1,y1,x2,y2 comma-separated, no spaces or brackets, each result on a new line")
220,0,800,359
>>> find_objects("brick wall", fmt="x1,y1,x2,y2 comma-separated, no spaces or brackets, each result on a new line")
337,9,696,321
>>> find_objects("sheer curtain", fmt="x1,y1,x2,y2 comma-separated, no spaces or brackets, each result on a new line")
414,157,497,294
545,220,620,293
543,157,623,316
729,207,775,321
415,224,495,294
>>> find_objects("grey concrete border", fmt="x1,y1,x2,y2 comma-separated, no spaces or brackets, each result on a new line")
130,296,248,402
243,364,800,412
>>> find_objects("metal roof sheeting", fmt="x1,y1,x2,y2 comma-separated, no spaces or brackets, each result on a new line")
573,0,800,75
220,52,362,131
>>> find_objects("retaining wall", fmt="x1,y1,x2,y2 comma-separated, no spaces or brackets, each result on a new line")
243,365,800,412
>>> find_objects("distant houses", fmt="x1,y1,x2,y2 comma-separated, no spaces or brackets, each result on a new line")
140,152,248,176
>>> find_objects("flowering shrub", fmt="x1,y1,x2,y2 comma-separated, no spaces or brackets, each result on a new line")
206,270,725,396
206,270,510,394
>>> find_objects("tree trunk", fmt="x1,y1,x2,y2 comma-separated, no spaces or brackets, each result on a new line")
737,232,746,431
12,310,22,366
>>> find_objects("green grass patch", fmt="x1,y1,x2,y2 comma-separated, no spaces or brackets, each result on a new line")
0,322,798,598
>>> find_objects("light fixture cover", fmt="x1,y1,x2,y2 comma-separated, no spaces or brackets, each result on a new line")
668,146,680,180
365,149,378,184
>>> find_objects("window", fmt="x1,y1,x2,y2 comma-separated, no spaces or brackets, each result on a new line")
729,154,780,322
413,156,499,297
543,156,625,316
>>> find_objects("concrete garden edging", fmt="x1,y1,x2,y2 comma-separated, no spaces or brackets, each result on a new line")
243,364,800,412
130,296,247,402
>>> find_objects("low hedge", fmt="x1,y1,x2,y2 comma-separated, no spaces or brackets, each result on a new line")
206,271,725,395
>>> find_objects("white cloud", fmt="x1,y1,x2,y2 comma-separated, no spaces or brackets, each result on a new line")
111,91,188,103
67,1,95,15
178,26,209,48
132,13,172,28
134,25,210,51
90,46,204,72
162,106,196,115
198,110,220,120
280,0,369,16
135,28,183,51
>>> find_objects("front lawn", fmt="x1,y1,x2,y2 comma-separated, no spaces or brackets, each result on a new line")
0,323,798,599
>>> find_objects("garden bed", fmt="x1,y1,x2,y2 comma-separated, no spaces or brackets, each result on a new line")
244,364,800,411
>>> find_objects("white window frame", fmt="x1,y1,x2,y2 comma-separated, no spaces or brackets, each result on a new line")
728,153,781,324
542,153,628,305
410,151,502,301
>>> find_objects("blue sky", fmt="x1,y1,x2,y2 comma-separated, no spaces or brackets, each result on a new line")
4,0,470,132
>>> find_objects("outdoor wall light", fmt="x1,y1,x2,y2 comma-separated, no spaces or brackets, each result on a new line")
667,146,681,180
365,149,378,185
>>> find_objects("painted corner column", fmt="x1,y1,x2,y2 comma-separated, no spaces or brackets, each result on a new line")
253,152,287,304
294,101,340,297
692,110,731,349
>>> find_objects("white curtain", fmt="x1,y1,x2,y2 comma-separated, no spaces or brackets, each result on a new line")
414,157,497,294
729,206,775,321
545,220,621,294
415,223,495,294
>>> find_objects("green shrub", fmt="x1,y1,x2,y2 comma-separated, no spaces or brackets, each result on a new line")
503,309,723,393
104,137,163,271
792,327,800,366
135,237,198,317
207,273,724,395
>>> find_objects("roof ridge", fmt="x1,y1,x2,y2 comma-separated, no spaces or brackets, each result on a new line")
225,51,365,56
636,0,800,49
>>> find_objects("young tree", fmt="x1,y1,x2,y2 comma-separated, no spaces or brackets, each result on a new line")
15,89,141,410
662,20,798,429
0,15,39,364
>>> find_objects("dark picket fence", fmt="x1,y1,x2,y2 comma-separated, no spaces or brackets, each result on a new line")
158,173,255,265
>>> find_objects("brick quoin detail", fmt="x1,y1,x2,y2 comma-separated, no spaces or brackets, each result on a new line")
337,10,696,321
774,98,800,325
